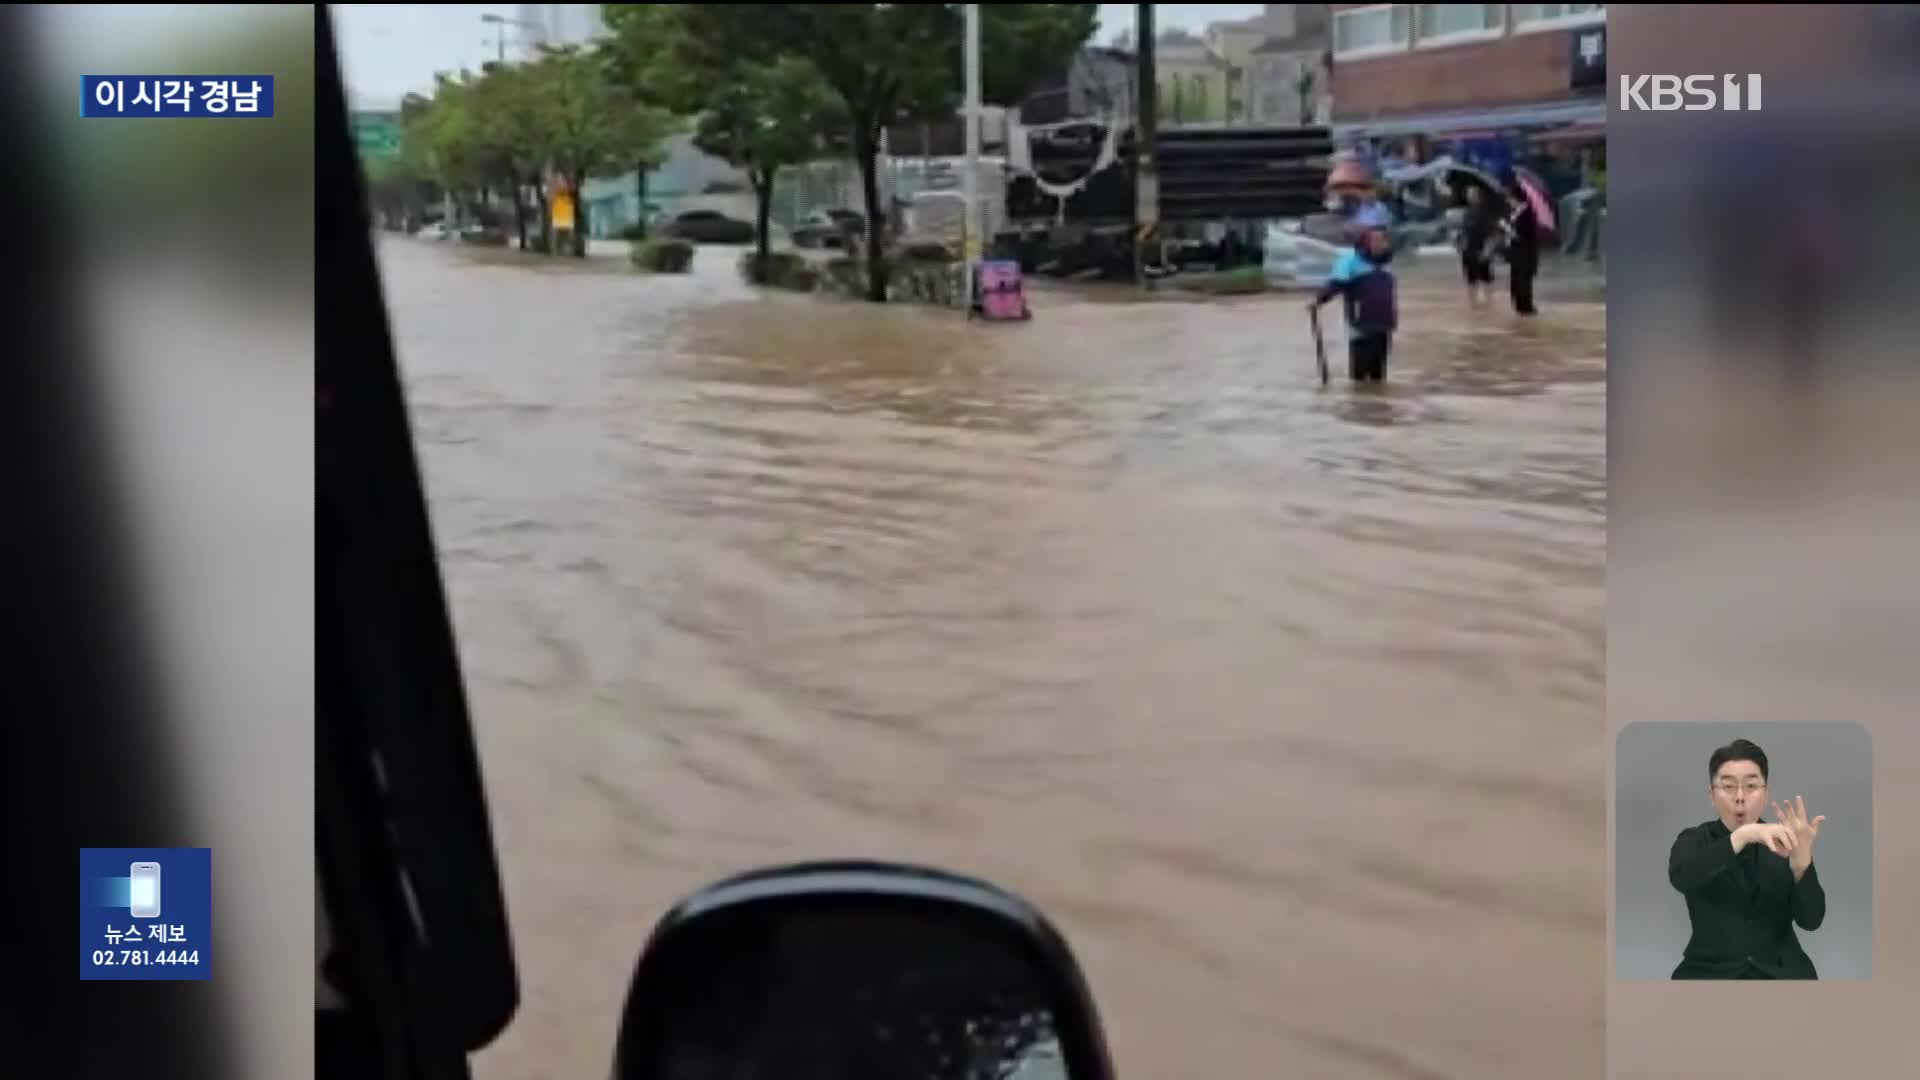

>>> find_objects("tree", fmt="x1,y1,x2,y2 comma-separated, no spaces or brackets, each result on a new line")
693,59,845,280
396,53,670,255
602,6,845,279
656,4,1096,301
597,5,693,239
471,61,550,250
361,154,431,231
403,73,484,218
525,44,675,256
401,69,532,239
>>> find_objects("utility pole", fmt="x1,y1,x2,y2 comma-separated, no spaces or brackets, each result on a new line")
481,11,551,248
962,3,982,312
1133,4,1158,289
480,13,512,64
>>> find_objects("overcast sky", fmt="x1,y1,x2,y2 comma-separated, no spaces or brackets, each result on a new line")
331,4,1264,104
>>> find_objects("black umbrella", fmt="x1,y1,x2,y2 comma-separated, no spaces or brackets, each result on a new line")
1434,159,1506,205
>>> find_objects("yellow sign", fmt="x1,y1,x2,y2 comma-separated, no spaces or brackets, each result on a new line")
551,193,576,231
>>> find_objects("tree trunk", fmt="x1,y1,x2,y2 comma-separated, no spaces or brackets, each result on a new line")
514,172,529,250
540,185,553,255
752,170,773,283
634,168,649,239
855,129,887,303
569,174,588,257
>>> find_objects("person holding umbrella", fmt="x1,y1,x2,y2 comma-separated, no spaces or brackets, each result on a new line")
1499,166,1556,316
1325,153,1393,232
1457,183,1499,308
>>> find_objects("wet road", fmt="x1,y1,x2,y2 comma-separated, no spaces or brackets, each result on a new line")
379,238,1606,1079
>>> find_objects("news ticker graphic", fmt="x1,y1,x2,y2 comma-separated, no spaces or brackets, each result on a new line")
81,75,275,119
79,848,211,980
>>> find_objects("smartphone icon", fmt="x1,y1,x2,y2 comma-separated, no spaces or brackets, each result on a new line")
129,862,161,919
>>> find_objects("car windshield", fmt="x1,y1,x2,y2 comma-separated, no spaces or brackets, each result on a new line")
334,5,1606,1076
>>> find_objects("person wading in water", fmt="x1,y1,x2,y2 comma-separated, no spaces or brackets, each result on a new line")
1500,170,1541,316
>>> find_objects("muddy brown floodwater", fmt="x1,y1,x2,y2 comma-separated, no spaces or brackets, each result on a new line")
378,237,1606,1080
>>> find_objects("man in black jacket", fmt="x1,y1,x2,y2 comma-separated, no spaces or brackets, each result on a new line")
1668,738,1829,979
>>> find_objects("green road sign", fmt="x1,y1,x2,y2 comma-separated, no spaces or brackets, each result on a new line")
351,112,402,163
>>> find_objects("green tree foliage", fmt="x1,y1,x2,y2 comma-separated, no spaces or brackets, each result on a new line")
403,72,484,200
595,5,685,238
361,154,431,232
599,4,688,103
608,3,1095,301
393,49,672,256
695,59,845,280
469,60,548,249
604,4,843,279
524,44,676,256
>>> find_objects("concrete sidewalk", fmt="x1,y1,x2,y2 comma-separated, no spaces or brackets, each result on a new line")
584,237,634,259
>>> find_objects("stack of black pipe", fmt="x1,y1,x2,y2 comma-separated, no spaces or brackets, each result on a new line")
1006,123,1335,223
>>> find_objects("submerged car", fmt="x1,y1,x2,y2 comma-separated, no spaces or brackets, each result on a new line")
655,209,755,244
789,209,864,249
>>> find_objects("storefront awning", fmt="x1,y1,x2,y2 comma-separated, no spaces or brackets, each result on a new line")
1530,123,1606,144
1335,99,1606,141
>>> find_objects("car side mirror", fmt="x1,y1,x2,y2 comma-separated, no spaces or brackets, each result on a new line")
611,860,1117,1080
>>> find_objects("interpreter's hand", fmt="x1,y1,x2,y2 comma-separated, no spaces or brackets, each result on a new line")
1734,822,1796,858
1773,796,1825,873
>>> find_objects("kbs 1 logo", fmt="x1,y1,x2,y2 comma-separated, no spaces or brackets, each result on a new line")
1618,74,1762,112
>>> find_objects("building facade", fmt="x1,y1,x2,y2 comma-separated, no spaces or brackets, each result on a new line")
1249,5,1332,125
1017,46,1135,127
1154,30,1233,126
579,133,755,238
1154,6,1334,128
1328,4,1606,190
1329,4,1605,134
1021,8,1331,130
509,3,605,56
1204,17,1271,123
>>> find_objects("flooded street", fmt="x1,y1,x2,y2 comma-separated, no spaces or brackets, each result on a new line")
379,237,1606,1080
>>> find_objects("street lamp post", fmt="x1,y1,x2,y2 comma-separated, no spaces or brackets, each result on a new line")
480,13,508,64
1134,4,1158,290
962,3,982,314
480,12,551,248
480,12,544,65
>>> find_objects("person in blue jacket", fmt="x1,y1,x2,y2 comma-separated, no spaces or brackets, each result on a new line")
1310,224,1398,383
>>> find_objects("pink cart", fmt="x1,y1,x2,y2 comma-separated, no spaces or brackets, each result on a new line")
972,259,1032,322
